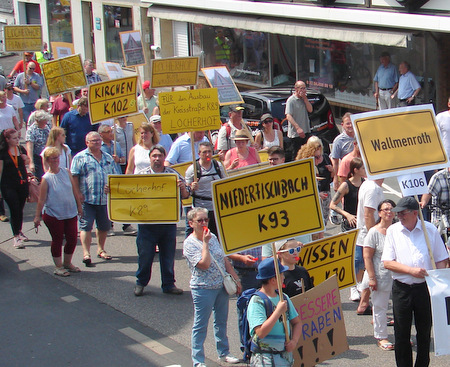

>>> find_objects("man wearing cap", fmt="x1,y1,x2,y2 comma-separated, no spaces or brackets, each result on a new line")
247,257,301,365
84,59,102,84
373,52,399,110
138,81,157,118
8,52,41,78
382,196,448,367
216,104,254,155
285,80,313,159
14,62,43,124
149,115,172,154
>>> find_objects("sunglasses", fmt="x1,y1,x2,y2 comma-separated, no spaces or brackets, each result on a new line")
278,246,302,255
194,218,209,224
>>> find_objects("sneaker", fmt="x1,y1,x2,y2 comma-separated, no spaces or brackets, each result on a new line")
0,214,9,222
107,229,115,236
19,232,29,242
163,287,183,295
218,354,240,364
349,286,361,302
134,285,144,297
13,236,25,249
123,225,137,236
329,210,341,225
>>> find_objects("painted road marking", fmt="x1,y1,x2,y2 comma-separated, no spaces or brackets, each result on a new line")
61,295,79,303
119,327,173,355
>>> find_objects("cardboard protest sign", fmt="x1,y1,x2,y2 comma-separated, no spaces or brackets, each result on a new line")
425,269,450,356
298,230,358,290
291,275,349,367
159,89,221,134
119,30,145,67
108,174,180,223
151,57,199,88
4,25,42,51
41,54,87,96
201,66,243,105
352,105,448,179
51,42,74,59
89,76,138,124
212,158,323,254
103,62,125,79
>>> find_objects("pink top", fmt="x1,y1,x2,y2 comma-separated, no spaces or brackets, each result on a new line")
228,147,259,169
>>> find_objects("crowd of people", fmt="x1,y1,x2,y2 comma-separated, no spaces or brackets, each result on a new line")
0,50,449,367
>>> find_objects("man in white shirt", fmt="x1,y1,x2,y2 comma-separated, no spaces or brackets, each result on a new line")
436,96,450,158
382,196,448,367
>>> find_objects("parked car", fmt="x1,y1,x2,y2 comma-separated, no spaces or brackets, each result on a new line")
219,87,338,161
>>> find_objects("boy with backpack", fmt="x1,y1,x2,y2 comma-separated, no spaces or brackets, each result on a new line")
245,257,301,366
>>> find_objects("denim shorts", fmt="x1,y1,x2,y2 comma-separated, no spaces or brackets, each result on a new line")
354,245,365,273
79,203,111,232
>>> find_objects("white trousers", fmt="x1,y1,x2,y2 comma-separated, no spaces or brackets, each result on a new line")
371,289,391,339
378,89,395,110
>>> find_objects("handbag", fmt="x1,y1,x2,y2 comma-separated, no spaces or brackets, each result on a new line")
27,174,40,203
211,255,237,295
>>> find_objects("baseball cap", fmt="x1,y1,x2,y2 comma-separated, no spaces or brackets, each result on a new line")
256,258,289,280
260,113,273,123
229,104,244,112
150,115,161,123
391,196,419,212
274,238,296,252
142,80,151,90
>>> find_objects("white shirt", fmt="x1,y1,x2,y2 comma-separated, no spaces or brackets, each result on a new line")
7,94,24,121
356,180,384,246
436,110,450,159
381,219,448,285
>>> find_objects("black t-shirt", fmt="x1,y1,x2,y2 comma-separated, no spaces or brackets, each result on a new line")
0,145,28,188
283,265,314,297
316,153,332,192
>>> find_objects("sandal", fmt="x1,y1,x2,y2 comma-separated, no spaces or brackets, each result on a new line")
64,264,81,273
377,340,394,351
54,267,70,277
387,317,395,326
97,250,112,260
82,255,94,267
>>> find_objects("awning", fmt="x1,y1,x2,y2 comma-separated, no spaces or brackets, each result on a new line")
147,4,409,48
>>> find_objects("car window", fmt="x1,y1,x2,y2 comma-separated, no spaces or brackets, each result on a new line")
242,97,266,120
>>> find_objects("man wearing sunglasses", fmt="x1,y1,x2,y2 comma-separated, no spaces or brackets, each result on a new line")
13,62,43,123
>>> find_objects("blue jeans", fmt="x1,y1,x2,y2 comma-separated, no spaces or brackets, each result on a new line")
22,103,35,124
136,224,177,291
191,287,230,366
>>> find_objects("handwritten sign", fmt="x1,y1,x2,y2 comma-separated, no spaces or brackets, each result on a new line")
89,76,138,124
42,54,87,96
298,230,358,290
103,62,125,79
108,174,180,223
291,276,349,367
352,105,448,179
151,57,199,88
201,66,243,105
159,89,221,134
212,158,323,254
4,25,42,51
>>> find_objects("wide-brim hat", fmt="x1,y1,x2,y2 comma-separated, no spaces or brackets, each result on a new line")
233,129,251,140
256,258,289,280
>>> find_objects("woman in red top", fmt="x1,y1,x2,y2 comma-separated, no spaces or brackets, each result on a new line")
224,129,260,170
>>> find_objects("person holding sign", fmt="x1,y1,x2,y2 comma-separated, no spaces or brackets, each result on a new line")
8,52,41,79
183,207,241,367
137,81,157,119
133,145,189,297
125,123,160,174
13,62,43,124
224,129,261,170
382,197,449,367
247,257,301,366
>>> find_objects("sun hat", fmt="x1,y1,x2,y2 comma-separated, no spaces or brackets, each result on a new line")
233,129,251,140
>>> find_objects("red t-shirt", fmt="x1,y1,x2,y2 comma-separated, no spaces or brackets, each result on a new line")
12,60,41,75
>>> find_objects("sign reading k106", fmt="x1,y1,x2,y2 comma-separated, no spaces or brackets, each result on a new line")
212,158,324,254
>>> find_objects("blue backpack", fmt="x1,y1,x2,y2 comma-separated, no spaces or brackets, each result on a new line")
237,288,275,362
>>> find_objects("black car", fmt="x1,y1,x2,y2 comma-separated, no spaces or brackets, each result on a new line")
220,87,338,160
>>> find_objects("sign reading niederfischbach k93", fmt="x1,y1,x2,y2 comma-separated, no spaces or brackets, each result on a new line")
212,158,324,254
352,105,448,179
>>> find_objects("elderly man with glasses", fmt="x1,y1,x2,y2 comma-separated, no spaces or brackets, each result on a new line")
13,62,43,123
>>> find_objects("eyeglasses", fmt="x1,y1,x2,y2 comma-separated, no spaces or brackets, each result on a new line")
278,246,302,255
380,208,393,213
88,139,102,143
194,218,209,224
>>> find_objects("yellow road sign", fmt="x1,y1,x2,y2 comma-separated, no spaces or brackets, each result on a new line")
89,76,138,124
42,54,87,96
159,88,221,134
212,158,323,254
151,57,199,88
298,230,358,290
108,174,180,223
4,25,42,52
352,105,448,179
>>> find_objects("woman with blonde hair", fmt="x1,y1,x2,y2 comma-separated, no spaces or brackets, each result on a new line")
27,98,50,127
125,123,160,174
297,135,334,239
41,126,71,171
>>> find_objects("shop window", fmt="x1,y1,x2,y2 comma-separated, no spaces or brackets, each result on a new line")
191,24,270,86
47,0,72,43
104,5,133,65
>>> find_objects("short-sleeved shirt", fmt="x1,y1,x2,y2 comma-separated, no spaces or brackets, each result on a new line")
216,120,253,151
114,122,135,162
86,72,102,84
6,94,24,121
158,133,173,154
373,63,399,89
183,233,227,289
14,72,43,104
330,132,354,160
436,110,450,158
25,123,51,155
398,71,421,100
70,149,119,205
356,180,384,246
50,96,71,125
0,105,17,131
101,141,124,173
137,95,157,118
381,220,448,285
165,133,209,165
283,265,314,297
285,94,310,138
60,110,97,156
363,227,392,291
247,293,298,352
